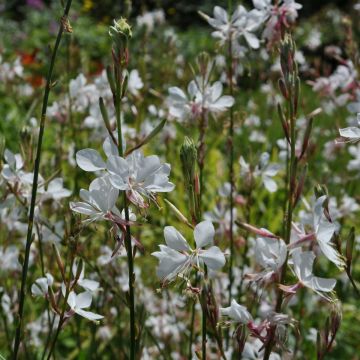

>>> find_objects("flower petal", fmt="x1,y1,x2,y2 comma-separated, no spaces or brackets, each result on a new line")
194,221,215,248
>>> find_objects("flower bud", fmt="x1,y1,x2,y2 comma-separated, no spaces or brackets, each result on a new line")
74,259,83,282
109,18,132,65
106,65,116,95
53,243,65,281
180,137,197,190
314,184,328,199
345,227,355,270
99,97,112,134
277,103,290,143
164,199,193,229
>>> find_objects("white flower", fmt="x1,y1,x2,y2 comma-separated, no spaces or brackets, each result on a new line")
67,291,103,322
31,273,54,297
42,178,72,201
255,236,287,272
152,221,226,283
202,5,262,49
220,299,252,324
313,196,345,269
240,153,281,193
0,246,21,271
75,134,126,172
1,149,24,182
347,143,360,171
107,150,174,208
127,69,143,96
338,114,360,143
69,73,98,112
291,249,336,299
168,80,234,121
72,260,99,293
203,6,245,41
70,177,119,223
235,8,262,49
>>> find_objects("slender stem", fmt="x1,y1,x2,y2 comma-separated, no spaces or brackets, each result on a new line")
263,71,297,360
198,122,207,359
114,62,136,360
12,2,73,358
227,29,235,307
188,299,196,359
46,248,77,360
346,270,360,297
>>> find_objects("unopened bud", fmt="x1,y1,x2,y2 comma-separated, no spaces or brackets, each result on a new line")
48,287,59,313
180,137,197,189
99,97,112,133
74,259,83,282
294,76,300,115
293,164,307,207
164,199,193,229
300,117,313,160
53,243,65,281
346,227,355,269
314,184,328,199
278,78,288,100
109,18,132,65
106,65,116,95
121,70,129,98
277,103,290,143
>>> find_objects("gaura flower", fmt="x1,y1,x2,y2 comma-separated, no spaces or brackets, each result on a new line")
313,196,345,269
201,5,262,49
220,299,252,324
152,221,226,284
31,273,54,297
70,177,119,223
167,80,234,121
72,260,99,293
240,152,281,193
106,150,175,208
66,291,103,322
337,114,360,144
282,249,336,301
255,236,287,271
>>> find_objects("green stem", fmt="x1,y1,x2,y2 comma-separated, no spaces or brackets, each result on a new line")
46,251,77,360
263,103,297,360
346,270,360,297
227,28,235,308
114,62,136,360
188,299,196,359
12,2,73,358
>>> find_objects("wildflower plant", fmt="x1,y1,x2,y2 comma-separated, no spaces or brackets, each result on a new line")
2,1,360,359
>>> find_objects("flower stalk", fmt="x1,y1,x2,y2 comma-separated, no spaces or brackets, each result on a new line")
263,33,300,360
110,18,136,360
12,1,73,357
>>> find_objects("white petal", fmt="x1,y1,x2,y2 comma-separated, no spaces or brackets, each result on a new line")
339,126,360,140
76,149,106,172
70,202,97,216
199,246,226,271
263,176,278,193
194,221,215,248
306,275,336,293
213,6,228,24
292,249,315,281
76,308,104,321
164,226,190,251
78,279,100,292
67,291,77,309
76,291,92,309
244,32,260,49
